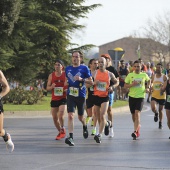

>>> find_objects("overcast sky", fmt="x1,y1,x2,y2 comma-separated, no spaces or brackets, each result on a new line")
71,0,170,47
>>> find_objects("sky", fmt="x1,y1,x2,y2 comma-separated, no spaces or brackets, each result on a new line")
72,0,170,47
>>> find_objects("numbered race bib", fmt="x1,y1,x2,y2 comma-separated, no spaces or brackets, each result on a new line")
121,75,126,80
69,87,79,97
54,87,63,96
153,83,161,90
96,82,107,91
90,86,94,91
133,78,142,87
167,95,170,103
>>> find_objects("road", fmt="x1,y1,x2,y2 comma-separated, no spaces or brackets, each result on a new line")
0,102,170,170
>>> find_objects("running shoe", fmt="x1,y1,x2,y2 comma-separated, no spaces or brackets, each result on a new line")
60,128,66,138
83,126,88,139
147,99,150,103
159,122,163,129
91,129,96,136
136,125,141,137
6,133,14,152
86,116,91,124
56,128,66,140
104,121,110,136
154,113,158,122
131,131,137,140
65,137,74,146
55,132,62,140
94,134,101,143
109,127,114,138
91,119,94,126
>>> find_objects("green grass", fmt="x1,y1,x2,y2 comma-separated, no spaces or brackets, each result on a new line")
4,96,51,111
4,95,128,111
112,100,128,108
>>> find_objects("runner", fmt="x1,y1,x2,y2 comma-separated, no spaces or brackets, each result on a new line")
85,59,98,135
93,57,118,143
146,62,154,103
161,69,170,138
124,60,150,140
117,60,129,100
46,59,67,140
101,54,119,138
65,51,93,146
150,63,167,129
0,71,14,152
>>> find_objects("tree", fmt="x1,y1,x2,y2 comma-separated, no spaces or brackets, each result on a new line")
142,12,170,46
1,0,101,84
0,0,21,35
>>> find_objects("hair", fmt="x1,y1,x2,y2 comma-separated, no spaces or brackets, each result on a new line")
134,60,140,64
88,58,96,65
157,63,163,67
55,59,64,67
72,50,83,57
120,60,125,63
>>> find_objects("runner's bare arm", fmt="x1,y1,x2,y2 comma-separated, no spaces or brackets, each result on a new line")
0,70,10,97
46,74,55,91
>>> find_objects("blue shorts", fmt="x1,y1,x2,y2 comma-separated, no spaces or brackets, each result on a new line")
67,95,85,116
108,92,115,106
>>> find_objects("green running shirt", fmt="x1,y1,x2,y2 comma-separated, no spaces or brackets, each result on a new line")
125,72,150,98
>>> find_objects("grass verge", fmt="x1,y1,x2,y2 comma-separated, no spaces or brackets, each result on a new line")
4,95,128,111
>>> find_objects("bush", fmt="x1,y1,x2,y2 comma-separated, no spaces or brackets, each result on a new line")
2,86,44,105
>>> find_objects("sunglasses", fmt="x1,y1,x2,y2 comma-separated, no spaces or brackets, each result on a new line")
134,66,140,68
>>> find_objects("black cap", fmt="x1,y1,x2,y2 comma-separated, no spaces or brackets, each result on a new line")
55,59,64,67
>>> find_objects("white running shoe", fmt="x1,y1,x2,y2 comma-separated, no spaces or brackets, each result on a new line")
109,127,114,138
6,133,14,152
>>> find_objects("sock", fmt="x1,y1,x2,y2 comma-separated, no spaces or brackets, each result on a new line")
83,125,87,130
155,111,158,115
69,133,73,139
2,131,8,142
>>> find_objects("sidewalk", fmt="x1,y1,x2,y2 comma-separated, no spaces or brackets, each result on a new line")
4,106,130,118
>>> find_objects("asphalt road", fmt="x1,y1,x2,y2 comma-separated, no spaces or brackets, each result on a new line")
1,101,170,170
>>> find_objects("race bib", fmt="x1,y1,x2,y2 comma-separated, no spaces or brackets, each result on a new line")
153,83,161,90
167,95,170,102
69,87,79,97
90,86,94,91
54,87,63,96
96,82,107,91
133,78,142,87
121,75,126,80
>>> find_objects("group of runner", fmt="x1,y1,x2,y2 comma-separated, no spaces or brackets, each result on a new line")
1,51,169,151
46,51,119,145
46,51,170,144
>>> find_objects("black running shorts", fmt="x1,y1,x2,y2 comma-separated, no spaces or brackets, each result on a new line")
129,96,144,114
93,95,109,107
86,95,95,109
50,98,67,107
151,97,166,106
0,100,4,113
165,102,170,110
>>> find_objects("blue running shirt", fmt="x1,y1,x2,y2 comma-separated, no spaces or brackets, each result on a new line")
65,65,92,97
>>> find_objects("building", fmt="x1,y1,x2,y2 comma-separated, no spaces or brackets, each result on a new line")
99,37,170,64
